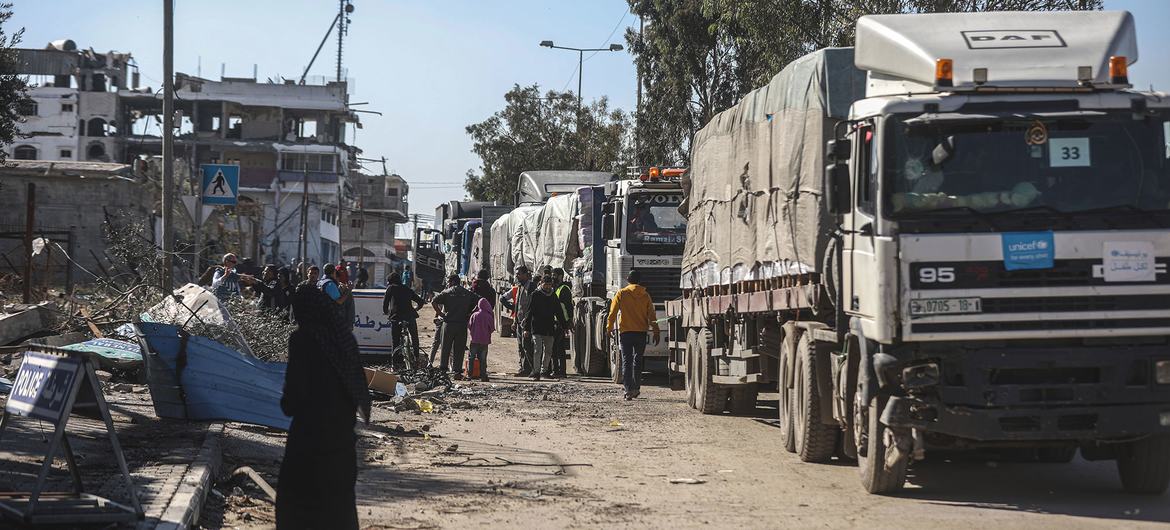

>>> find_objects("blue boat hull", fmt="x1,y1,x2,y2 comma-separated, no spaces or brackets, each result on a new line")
136,322,291,430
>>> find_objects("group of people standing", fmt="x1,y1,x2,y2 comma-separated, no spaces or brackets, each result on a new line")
503,265,574,381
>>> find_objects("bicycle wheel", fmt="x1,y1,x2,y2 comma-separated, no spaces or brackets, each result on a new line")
402,325,417,371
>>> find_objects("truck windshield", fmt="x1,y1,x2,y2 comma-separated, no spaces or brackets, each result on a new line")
886,111,1170,217
626,193,686,253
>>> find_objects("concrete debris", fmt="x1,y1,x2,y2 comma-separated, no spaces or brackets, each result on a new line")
0,302,57,346
145,284,253,356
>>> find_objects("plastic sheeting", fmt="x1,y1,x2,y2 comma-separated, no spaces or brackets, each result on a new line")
468,227,485,280
682,48,865,289
533,193,581,273
496,205,541,280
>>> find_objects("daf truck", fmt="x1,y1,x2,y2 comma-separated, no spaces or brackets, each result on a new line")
666,11,1170,494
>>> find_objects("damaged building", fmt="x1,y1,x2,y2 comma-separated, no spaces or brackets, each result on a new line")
2,39,405,274
340,172,409,286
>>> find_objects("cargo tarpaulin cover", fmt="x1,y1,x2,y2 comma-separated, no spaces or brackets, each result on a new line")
682,48,865,289
504,205,543,279
467,226,484,280
534,192,581,273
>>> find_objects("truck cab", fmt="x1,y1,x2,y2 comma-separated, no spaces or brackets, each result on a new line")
832,11,1170,493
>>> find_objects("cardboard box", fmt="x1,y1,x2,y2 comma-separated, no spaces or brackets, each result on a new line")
363,368,398,395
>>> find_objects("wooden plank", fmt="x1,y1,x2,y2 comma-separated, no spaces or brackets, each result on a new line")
712,373,763,385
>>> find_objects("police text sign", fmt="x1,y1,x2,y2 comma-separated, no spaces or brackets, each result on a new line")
5,351,81,423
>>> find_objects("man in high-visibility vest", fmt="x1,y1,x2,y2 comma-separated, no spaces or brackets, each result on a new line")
606,269,661,400
551,268,573,378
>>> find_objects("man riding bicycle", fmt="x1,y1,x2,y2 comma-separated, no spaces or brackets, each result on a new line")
382,274,425,369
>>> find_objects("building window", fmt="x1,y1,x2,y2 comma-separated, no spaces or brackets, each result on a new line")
350,218,362,228
281,153,337,172
17,100,37,117
59,149,72,159
60,103,74,113
386,187,399,197
13,145,36,160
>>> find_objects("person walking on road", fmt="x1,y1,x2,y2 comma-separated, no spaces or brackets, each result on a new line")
503,266,536,376
525,275,566,381
606,269,661,400
277,283,371,530
551,268,573,378
432,274,480,379
318,264,354,329
382,275,425,368
467,297,495,382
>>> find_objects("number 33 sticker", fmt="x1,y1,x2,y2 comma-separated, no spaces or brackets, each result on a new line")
1049,138,1091,167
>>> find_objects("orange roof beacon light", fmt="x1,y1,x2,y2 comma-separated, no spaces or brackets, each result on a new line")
662,168,686,179
648,166,661,180
1109,56,1128,85
935,58,953,88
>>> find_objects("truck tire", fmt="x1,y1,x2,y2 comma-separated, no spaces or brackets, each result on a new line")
586,307,608,376
684,330,698,408
609,331,623,385
794,334,837,463
777,327,796,453
695,327,729,415
730,385,758,415
857,395,908,494
1117,434,1170,495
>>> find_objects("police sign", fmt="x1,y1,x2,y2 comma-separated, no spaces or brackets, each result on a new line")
5,351,81,423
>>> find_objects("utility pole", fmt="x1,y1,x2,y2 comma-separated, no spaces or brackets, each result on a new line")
298,165,309,275
161,0,175,290
636,17,643,167
410,213,419,290
22,183,34,303
357,197,365,270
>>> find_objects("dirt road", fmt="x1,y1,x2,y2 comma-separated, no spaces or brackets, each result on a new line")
204,307,1170,529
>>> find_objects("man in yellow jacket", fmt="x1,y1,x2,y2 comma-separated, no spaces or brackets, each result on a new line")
606,269,661,400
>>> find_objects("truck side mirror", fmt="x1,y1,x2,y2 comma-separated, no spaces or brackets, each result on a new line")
826,163,850,214
603,213,615,240
827,138,851,161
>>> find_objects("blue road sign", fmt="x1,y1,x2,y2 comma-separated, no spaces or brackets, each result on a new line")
201,164,240,206
5,351,81,423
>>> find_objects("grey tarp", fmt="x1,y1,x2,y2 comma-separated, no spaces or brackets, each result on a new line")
468,226,485,280
489,210,514,282
507,205,543,277
533,192,581,273
682,48,865,289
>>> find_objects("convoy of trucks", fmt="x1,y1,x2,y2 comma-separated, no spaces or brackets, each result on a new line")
663,10,1170,494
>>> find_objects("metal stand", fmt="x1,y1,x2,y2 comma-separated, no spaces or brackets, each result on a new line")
0,347,143,524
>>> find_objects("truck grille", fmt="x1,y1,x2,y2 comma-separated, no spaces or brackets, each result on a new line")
909,259,1170,290
980,295,1170,313
912,318,1170,334
641,267,682,302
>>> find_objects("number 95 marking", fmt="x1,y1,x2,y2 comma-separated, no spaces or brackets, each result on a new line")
918,267,955,283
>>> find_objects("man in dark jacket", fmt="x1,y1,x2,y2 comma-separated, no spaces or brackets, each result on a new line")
471,269,497,308
252,265,287,310
502,266,537,376
383,275,425,367
550,268,573,378
523,275,566,381
431,274,480,378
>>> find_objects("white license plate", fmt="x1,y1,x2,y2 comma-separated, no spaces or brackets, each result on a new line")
910,297,982,316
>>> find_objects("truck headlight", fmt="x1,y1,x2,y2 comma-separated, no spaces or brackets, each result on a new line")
1157,360,1170,385
1162,411,1170,428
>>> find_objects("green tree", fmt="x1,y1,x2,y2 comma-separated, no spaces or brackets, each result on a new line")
628,0,1103,163
0,3,28,161
464,84,633,203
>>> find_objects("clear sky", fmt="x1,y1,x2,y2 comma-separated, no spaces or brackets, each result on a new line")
8,1,1168,219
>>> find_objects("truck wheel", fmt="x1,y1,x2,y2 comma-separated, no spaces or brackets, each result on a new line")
572,323,586,375
778,327,796,453
794,334,836,463
730,385,758,415
695,327,729,415
685,329,698,409
857,395,908,494
589,306,608,376
1117,434,1170,495
609,332,623,385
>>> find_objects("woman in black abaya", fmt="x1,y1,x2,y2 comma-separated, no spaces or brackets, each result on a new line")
276,283,371,530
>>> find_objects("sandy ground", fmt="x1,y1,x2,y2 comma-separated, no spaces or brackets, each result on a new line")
202,306,1170,529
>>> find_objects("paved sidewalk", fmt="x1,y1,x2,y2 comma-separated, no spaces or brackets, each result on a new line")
0,385,220,529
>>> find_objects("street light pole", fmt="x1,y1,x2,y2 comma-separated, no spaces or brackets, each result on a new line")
539,40,624,167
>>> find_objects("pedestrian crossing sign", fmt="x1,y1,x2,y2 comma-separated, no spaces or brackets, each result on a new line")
201,164,240,206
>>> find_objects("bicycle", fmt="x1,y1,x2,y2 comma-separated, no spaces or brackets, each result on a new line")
389,319,422,372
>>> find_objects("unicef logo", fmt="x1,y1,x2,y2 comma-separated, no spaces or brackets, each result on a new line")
1035,240,1049,250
